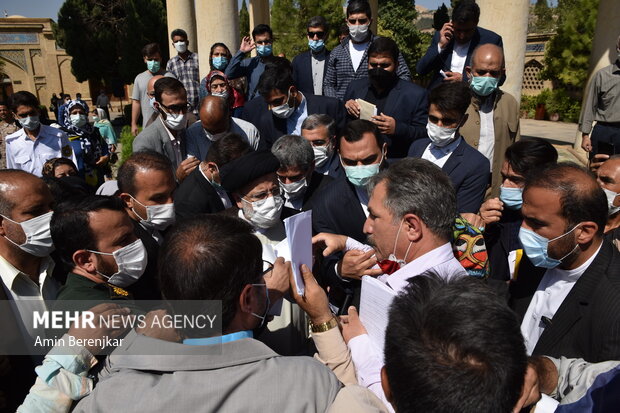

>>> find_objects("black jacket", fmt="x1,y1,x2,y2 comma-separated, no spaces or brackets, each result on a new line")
174,167,228,220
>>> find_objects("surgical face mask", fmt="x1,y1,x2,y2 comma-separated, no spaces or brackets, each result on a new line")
130,196,176,231
376,219,413,275
426,121,458,147
342,155,383,188
160,108,187,131
470,76,499,97
18,115,40,131
174,41,187,53
256,44,273,57
70,113,87,128
204,164,223,189
1,211,54,257
212,90,230,100
92,116,100,122
204,128,227,142
242,195,283,229
313,144,333,168
603,187,620,216
271,88,295,119
308,39,325,52
251,283,270,328
280,177,307,200
88,239,147,288
149,96,157,109
212,56,229,70
518,225,580,269
500,186,523,210
348,23,370,42
146,60,160,73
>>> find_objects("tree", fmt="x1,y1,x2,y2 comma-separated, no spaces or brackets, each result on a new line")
378,0,424,76
532,0,554,33
433,3,450,30
239,0,250,39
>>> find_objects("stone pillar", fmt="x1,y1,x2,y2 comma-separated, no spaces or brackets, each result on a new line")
476,0,530,104
573,0,620,149
248,0,269,57
196,0,240,80
369,0,378,34
166,0,197,60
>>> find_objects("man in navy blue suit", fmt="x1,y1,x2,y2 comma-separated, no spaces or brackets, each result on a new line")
301,114,344,179
416,0,502,90
408,81,489,213
343,37,428,158
291,16,331,96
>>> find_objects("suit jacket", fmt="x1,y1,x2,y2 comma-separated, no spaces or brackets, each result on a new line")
344,78,428,158
174,167,227,220
292,50,331,95
132,118,187,169
319,153,345,180
282,172,333,220
74,331,341,412
126,220,162,301
408,138,490,213
241,93,345,150
509,241,620,362
416,27,503,90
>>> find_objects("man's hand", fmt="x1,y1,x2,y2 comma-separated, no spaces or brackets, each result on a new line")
372,113,396,135
290,263,333,325
176,156,200,181
345,99,361,118
461,212,484,228
339,306,367,344
479,197,504,225
265,257,292,303
239,36,255,53
581,133,592,152
312,232,349,256
338,249,383,280
131,123,139,137
67,303,132,355
438,22,454,49
443,71,463,82
136,309,182,342
590,153,609,173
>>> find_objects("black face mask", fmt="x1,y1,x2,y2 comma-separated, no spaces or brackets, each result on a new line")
369,67,397,90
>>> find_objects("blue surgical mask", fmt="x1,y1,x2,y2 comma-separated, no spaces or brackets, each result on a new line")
256,44,272,57
518,225,580,269
470,76,499,97
500,186,523,210
308,39,325,52
341,155,383,188
146,60,160,73
212,56,229,70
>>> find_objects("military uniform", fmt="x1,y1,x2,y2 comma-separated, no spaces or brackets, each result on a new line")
53,272,135,313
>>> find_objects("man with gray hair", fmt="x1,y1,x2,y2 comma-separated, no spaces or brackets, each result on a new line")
271,134,333,219
301,114,343,179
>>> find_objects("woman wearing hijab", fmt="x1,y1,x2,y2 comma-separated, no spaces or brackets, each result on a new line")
200,42,246,117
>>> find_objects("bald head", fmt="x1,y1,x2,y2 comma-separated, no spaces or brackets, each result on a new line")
200,95,230,134
147,75,165,95
597,156,620,195
0,170,50,217
471,44,505,70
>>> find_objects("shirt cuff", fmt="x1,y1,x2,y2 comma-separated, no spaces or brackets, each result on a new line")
534,394,559,413
35,334,97,384
348,334,383,388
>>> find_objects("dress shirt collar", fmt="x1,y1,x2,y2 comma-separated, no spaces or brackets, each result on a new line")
183,330,253,345
384,242,456,291
0,253,54,292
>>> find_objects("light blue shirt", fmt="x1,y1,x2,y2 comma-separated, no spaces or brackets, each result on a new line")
183,330,253,345
286,93,308,135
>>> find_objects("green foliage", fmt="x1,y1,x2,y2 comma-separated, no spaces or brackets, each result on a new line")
53,0,168,86
532,0,555,33
119,125,137,165
520,89,582,122
433,3,450,30
240,0,250,39
378,0,423,77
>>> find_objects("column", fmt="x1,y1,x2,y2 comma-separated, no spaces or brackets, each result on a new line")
476,0,530,104
196,0,240,80
166,0,197,60
369,0,378,34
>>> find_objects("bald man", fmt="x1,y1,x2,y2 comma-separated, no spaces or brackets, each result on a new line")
185,95,260,161
596,156,620,249
460,43,520,196
144,74,165,128
509,163,620,362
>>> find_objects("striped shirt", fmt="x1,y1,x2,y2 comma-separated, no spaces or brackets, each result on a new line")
166,52,200,113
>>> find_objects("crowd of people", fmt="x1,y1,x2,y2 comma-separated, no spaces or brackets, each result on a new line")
0,0,619,412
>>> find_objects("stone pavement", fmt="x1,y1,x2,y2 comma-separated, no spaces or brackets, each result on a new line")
520,119,588,165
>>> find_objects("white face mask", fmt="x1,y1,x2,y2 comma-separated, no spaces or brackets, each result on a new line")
174,41,187,53
348,23,370,42
158,106,186,131
603,187,620,216
313,144,333,168
426,121,458,147
18,115,40,131
212,90,229,100
70,113,87,128
271,89,295,119
1,211,54,257
281,177,308,200
204,128,228,142
88,239,147,287
242,195,284,229
130,196,176,231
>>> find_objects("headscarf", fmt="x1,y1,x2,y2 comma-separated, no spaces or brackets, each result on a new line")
64,100,94,137
95,108,109,122
64,100,103,166
199,70,233,101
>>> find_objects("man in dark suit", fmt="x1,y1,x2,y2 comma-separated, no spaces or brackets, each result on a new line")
407,82,489,213
291,16,331,96
271,134,332,220
242,63,345,149
416,0,502,90
301,114,344,179
174,132,251,219
510,163,620,362
344,37,428,158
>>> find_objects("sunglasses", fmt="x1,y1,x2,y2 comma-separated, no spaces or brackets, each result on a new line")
308,31,325,39
347,18,369,25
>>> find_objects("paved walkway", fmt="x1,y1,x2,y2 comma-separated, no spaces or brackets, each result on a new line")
520,119,587,165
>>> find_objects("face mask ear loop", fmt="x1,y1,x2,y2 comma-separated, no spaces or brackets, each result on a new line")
129,195,148,221
392,219,405,257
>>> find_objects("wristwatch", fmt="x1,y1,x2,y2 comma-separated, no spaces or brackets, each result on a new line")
310,316,338,333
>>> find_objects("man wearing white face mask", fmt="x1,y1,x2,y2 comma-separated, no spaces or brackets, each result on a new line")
166,29,200,115
408,81,489,214
596,156,620,250
301,114,344,179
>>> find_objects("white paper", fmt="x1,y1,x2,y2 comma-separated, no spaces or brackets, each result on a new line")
282,210,313,296
359,275,398,354
356,98,378,121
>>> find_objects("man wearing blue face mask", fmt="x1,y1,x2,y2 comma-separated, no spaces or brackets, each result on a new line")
509,163,620,362
291,16,331,96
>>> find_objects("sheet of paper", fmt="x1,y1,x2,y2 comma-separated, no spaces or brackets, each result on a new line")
356,98,377,121
359,275,398,355
282,210,313,296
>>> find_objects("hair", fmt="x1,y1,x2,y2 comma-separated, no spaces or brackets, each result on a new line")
505,138,558,178
346,0,372,18
368,37,399,63
257,64,294,96
337,119,384,150
301,114,337,138
42,158,78,178
524,163,608,235
43,176,94,205
368,158,456,241
0,169,38,216
158,215,263,335
384,272,527,413
171,28,188,40
205,132,252,165
153,77,186,103
307,15,328,31
51,195,126,267
452,0,480,24
141,42,161,58
9,91,39,112
117,150,174,196
209,42,232,58
272,135,314,172
429,82,472,118
0,101,7,107
252,24,273,39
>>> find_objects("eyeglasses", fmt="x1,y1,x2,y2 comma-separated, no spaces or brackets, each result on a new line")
369,62,392,69
261,260,274,279
243,187,281,203
307,31,325,39
474,70,502,78
347,18,369,25
159,102,190,114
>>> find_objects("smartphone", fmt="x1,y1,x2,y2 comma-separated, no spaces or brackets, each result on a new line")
597,141,615,156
